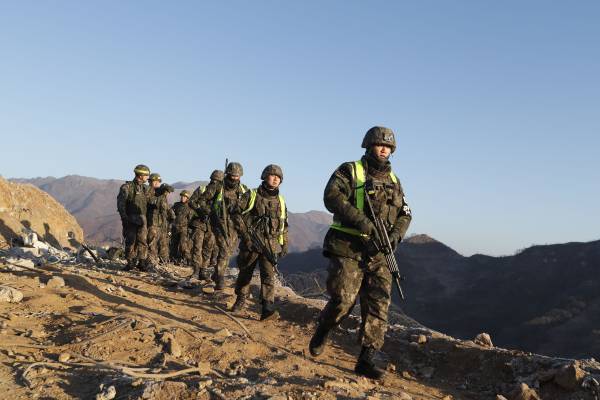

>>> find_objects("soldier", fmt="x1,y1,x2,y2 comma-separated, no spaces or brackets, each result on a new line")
199,170,224,277
147,173,175,267
171,190,194,266
117,164,151,271
231,164,289,321
203,162,248,290
308,127,412,380
187,170,223,280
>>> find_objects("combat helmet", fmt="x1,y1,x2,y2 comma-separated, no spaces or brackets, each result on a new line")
210,170,225,182
361,126,396,153
133,164,150,176
261,164,283,182
149,173,162,182
180,190,190,198
225,162,243,177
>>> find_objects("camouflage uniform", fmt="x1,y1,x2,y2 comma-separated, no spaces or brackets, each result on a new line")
310,126,412,379
234,181,288,316
187,184,215,278
204,170,247,288
117,180,150,268
147,184,175,264
201,225,218,270
171,197,194,264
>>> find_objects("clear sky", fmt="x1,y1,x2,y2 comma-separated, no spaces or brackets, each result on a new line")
1,1,599,256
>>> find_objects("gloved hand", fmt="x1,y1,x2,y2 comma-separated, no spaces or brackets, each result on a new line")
356,217,376,236
388,232,402,251
366,239,380,258
130,214,145,226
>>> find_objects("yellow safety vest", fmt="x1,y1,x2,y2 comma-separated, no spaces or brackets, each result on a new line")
213,183,247,212
242,189,287,245
330,160,397,237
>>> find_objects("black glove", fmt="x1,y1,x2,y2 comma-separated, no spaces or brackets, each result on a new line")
356,217,376,236
130,215,145,226
366,239,380,258
388,232,402,251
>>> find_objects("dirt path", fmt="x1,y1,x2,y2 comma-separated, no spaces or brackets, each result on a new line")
0,261,456,399
1,260,598,399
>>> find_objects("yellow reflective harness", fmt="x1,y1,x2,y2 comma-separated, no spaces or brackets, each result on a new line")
213,183,247,213
242,189,287,245
330,160,397,237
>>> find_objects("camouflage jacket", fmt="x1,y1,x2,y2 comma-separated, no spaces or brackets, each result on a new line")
117,180,150,224
323,155,412,260
172,201,194,231
147,186,175,228
203,179,248,236
237,183,289,254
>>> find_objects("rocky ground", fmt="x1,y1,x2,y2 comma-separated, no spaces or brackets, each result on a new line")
1,248,599,400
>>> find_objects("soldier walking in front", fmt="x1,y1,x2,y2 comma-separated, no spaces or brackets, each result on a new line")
117,164,151,271
231,164,289,321
308,127,412,379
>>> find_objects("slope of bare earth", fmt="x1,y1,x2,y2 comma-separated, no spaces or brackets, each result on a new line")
0,256,599,400
0,177,84,250
12,176,331,252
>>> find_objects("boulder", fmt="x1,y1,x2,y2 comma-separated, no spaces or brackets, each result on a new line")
508,383,541,400
0,286,23,303
474,332,494,348
554,362,586,390
46,276,66,288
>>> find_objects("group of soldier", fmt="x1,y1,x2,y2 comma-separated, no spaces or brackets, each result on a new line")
116,126,412,380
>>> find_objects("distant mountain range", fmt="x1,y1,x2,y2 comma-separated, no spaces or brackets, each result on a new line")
12,175,332,253
279,234,600,360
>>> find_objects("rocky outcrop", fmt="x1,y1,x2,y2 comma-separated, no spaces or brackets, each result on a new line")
0,177,83,250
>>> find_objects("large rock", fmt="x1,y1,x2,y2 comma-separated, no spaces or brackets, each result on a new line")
0,177,83,250
554,362,586,390
508,383,541,400
0,286,24,303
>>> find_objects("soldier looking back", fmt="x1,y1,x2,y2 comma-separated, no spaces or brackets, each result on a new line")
117,164,151,272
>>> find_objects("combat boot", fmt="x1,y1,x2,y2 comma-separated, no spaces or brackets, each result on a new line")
260,302,279,321
354,346,384,380
309,324,331,357
198,268,211,281
215,276,225,290
230,295,246,312
123,260,135,272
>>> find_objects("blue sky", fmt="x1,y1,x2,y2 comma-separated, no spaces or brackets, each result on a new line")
1,1,598,256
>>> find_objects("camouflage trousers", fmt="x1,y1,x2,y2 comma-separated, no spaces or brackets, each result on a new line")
171,227,191,264
122,219,148,265
202,228,217,269
213,229,239,281
318,255,392,350
147,225,170,264
235,249,276,304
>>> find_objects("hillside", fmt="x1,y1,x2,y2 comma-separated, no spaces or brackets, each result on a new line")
0,177,83,250
13,176,331,252
1,253,599,399
279,234,600,361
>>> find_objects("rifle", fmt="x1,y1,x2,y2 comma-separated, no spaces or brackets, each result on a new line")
220,158,230,240
240,215,286,285
363,181,405,300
